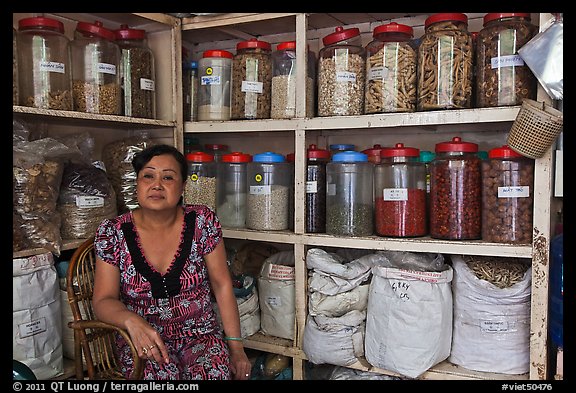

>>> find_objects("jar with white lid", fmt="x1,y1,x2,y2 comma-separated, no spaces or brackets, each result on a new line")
271,41,316,119
17,16,72,110
476,13,537,108
71,20,121,114
481,145,534,243
198,50,233,121
318,26,366,117
217,152,252,228
417,13,473,111
231,38,272,120
184,152,217,210
115,24,156,119
365,22,417,113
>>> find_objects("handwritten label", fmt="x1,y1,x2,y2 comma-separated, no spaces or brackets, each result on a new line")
19,317,47,338
76,195,105,208
201,75,221,85
39,61,65,73
368,66,389,80
383,188,408,201
336,71,357,83
250,185,271,195
140,78,155,91
391,280,410,301
498,186,529,198
266,295,282,308
98,62,117,75
491,55,525,69
480,320,509,332
306,181,318,193
241,81,263,93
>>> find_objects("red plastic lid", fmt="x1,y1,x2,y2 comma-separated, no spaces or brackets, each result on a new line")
114,24,146,40
286,153,295,162
18,17,64,33
425,13,468,28
488,145,526,159
373,22,413,37
435,137,478,153
203,49,233,59
221,152,252,163
362,144,385,157
483,13,531,25
381,143,419,158
186,151,214,162
236,38,271,51
307,144,330,159
277,41,296,51
76,20,115,41
322,26,361,46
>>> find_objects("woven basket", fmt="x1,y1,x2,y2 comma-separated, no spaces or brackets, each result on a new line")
507,99,563,159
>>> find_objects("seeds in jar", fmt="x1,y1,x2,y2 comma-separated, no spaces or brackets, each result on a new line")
24,89,72,110
271,75,315,119
73,80,121,114
231,49,272,119
184,175,217,210
318,53,365,116
246,185,289,230
120,47,155,118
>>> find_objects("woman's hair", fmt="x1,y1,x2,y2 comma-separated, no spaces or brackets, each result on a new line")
132,144,188,182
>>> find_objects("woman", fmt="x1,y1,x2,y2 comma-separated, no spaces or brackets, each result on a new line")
92,144,251,380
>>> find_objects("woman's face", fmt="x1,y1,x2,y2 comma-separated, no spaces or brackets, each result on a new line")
136,154,185,210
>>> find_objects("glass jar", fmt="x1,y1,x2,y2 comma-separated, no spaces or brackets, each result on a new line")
365,22,417,114
115,25,156,119
216,152,252,228
71,20,121,114
204,144,230,163
246,152,291,231
326,151,373,236
183,60,198,121
13,27,18,105
184,152,217,210
362,144,386,164
231,38,272,120
417,13,473,111
305,144,330,233
17,16,72,110
374,143,426,237
329,143,355,157
476,13,537,108
481,145,534,243
198,50,233,121
430,137,481,240
271,41,315,119
419,150,435,221
318,26,366,117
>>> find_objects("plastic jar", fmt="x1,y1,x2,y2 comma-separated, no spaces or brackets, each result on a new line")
417,13,473,111
231,38,272,120
326,151,373,236
198,50,233,121
204,144,230,163
271,41,316,119
184,152,217,210
246,152,291,231
374,143,426,237
305,144,330,233
115,25,156,119
216,152,252,228
476,13,537,108
71,20,121,114
17,16,72,110
481,145,534,243
419,150,435,222
362,144,386,164
365,22,417,114
318,26,366,117
13,27,18,105
430,137,481,239
182,60,198,121
329,143,355,157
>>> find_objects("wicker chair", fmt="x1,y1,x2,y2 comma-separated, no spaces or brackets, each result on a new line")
66,237,144,380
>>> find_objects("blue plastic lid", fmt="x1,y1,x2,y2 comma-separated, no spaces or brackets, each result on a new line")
332,151,368,162
183,61,198,69
419,150,435,163
330,143,355,151
253,151,286,163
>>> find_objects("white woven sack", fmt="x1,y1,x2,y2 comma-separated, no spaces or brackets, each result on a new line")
308,284,369,317
237,287,261,338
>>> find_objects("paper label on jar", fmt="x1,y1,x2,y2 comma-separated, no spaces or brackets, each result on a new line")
497,186,530,198
201,75,221,85
39,61,65,74
383,188,408,201
336,71,357,83
306,181,318,193
140,78,155,91
76,195,105,208
98,62,117,75
491,55,525,69
368,66,389,81
250,185,271,195
241,81,263,93
327,183,336,196
480,320,509,333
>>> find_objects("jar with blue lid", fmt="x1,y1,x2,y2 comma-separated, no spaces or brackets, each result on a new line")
326,151,373,236
246,152,291,230
329,143,355,157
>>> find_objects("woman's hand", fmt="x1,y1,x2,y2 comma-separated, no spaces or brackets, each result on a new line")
125,315,170,365
228,346,252,380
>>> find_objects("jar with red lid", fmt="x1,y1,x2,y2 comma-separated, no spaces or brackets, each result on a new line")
318,26,366,117
198,49,233,121
430,137,481,239
71,20,121,114
365,22,417,114
481,145,534,243
362,144,386,164
374,143,427,237
231,38,272,120
476,13,537,108
306,144,330,233
115,24,156,119
17,16,72,110
417,13,473,111
184,151,217,210
216,152,252,228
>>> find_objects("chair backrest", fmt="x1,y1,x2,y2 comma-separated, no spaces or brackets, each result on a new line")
66,236,143,379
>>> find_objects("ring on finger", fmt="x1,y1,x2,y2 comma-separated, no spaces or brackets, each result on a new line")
142,347,148,355
149,344,156,350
